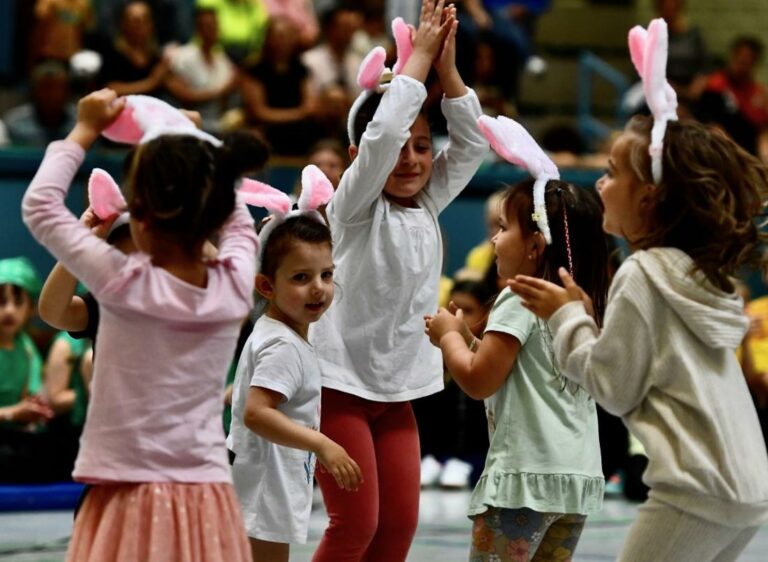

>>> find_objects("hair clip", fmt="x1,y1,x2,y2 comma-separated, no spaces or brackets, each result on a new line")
628,18,678,184
238,165,335,258
102,95,222,147
347,17,413,145
477,115,560,244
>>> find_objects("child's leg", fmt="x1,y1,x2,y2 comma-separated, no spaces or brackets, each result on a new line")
313,389,380,561
619,498,759,562
249,538,288,562
469,507,585,562
362,401,421,562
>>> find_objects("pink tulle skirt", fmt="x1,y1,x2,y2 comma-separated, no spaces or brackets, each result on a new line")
66,482,252,562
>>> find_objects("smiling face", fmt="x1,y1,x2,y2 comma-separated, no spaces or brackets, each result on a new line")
595,133,651,241
382,115,433,206
258,240,334,339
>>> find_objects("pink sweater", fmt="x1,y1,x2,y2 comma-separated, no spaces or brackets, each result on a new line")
22,140,258,483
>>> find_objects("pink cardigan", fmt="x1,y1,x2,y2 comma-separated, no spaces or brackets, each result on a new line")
22,140,257,483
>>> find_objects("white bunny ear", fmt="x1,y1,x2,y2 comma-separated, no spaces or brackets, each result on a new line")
477,115,559,244
238,178,292,214
88,168,127,220
391,17,413,76
297,165,334,214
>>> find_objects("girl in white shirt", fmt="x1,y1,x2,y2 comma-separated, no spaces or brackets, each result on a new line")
311,1,488,559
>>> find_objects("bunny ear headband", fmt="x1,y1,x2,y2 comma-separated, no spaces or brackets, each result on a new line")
238,164,335,260
102,95,222,147
628,18,678,184
347,17,413,145
478,115,560,246
88,168,131,234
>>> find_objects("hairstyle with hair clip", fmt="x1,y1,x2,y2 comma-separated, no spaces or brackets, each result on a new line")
238,165,335,260
477,115,560,246
346,17,413,145
628,18,678,184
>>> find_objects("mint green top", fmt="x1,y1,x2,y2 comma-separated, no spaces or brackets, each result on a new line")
52,332,89,427
468,288,604,517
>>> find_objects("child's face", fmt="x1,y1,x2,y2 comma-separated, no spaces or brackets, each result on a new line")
0,285,32,343
310,149,344,189
595,133,649,241
451,291,487,336
491,206,538,280
383,115,433,205
264,241,334,336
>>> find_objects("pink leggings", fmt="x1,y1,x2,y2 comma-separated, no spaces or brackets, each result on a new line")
313,388,421,562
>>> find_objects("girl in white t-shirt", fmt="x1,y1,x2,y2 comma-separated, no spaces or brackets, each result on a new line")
311,1,488,559
228,182,362,562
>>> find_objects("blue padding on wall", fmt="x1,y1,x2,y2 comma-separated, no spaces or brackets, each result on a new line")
0,482,84,512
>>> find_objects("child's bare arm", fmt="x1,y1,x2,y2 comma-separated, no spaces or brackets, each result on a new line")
433,4,466,98
243,387,362,491
44,337,76,414
400,0,452,84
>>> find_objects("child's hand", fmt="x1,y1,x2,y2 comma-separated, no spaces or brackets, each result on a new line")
508,267,587,320
11,397,53,424
68,89,126,148
434,4,458,77
317,438,363,492
411,0,452,63
425,306,464,345
79,206,118,239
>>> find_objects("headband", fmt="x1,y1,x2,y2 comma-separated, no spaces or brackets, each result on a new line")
477,115,560,245
102,95,222,147
628,18,678,184
88,168,131,237
347,17,413,145
238,165,335,259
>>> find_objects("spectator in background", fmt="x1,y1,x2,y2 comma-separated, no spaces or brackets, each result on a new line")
195,0,269,65
463,190,505,278
302,5,364,140
263,0,319,50
307,138,348,189
655,0,708,112
30,0,94,64
242,16,322,156
3,61,76,147
457,0,551,105
696,36,768,156
98,0,169,97
166,8,238,132
0,257,52,483
94,0,191,49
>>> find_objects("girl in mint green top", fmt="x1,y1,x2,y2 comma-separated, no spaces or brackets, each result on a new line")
427,179,609,561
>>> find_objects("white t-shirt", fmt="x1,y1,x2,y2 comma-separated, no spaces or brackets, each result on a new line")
168,43,234,92
227,316,321,543
312,75,488,402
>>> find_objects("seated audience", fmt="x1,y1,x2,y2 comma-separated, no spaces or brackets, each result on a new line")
195,0,269,65
30,0,95,64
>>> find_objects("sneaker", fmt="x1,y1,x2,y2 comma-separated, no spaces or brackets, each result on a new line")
439,458,472,489
420,455,443,487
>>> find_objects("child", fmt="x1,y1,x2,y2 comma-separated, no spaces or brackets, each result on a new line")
510,19,768,562
228,178,362,562
0,257,53,482
311,2,488,559
22,88,267,562
426,118,608,559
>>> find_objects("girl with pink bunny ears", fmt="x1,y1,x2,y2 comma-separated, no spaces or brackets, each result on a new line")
309,1,487,559
426,113,609,561
511,18,768,562
227,168,362,562
22,88,270,562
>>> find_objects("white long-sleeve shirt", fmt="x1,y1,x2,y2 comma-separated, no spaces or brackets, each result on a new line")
313,75,488,402
549,247,768,526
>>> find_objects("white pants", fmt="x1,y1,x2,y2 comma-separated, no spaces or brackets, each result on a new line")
619,498,759,562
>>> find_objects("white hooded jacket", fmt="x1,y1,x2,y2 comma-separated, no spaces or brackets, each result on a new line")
548,247,768,526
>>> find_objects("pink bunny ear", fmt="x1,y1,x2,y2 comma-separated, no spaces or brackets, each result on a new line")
477,115,559,179
628,25,647,79
102,104,144,144
357,46,387,90
391,17,413,76
298,165,334,213
238,178,292,214
88,168,127,219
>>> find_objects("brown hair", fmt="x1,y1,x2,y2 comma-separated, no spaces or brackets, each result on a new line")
623,115,768,292
502,179,610,324
259,215,332,279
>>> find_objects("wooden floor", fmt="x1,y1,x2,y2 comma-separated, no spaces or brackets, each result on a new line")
1,489,767,561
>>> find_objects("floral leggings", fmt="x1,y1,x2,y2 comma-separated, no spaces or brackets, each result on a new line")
470,507,587,562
